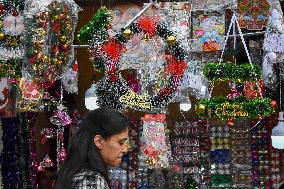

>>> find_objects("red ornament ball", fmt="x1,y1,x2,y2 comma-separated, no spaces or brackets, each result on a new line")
270,100,277,109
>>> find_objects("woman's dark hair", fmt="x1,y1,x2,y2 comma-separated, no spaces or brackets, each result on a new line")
54,107,129,189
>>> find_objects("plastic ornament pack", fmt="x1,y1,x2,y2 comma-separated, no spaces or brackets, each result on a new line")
191,11,225,52
229,120,252,188
209,124,232,188
0,0,25,79
140,114,171,169
23,0,80,82
171,121,210,188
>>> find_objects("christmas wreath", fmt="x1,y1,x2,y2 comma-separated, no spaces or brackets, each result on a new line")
82,9,187,111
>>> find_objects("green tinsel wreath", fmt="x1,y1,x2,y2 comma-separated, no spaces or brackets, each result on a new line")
203,62,262,82
195,96,275,120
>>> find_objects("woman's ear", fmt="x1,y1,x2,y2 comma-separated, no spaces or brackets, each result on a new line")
94,135,104,150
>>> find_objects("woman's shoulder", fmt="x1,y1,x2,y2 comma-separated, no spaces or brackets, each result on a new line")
72,169,109,189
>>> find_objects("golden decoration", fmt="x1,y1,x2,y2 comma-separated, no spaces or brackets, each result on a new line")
0,32,5,40
53,15,60,21
59,35,67,43
122,29,133,39
42,55,49,62
0,21,3,28
166,35,176,45
119,90,151,110
143,34,150,41
196,104,206,114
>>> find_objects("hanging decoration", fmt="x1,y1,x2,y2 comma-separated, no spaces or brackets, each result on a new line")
61,60,78,93
140,114,172,168
77,7,111,44
195,96,275,120
93,15,186,111
203,62,262,82
17,77,44,112
191,11,225,52
243,80,265,99
0,58,22,78
237,0,270,30
24,0,80,82
1,118,22,189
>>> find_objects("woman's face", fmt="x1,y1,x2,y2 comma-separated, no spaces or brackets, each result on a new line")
96,128,129,167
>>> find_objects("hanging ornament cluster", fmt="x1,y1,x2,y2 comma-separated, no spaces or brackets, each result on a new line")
24,0,79,82
203,62,262,82
92,15,186,111
195,96,275,120
0,0,25,49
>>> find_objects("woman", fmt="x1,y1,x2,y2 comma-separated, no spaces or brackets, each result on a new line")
54,107,129,189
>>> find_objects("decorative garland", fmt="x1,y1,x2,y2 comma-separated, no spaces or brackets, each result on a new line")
25,0,77,82
1,118,22,189
92,15,186,111
203,62,262,82
195,96,275,120
0,58,21,78
77,7,111,43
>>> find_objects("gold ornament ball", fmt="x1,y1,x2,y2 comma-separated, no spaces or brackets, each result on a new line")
42,55,49,62
33,65,38,71
197,104,206,114
166,35,176,45
122,29,133,39
0,21,3,28
0,32,5,40
143,34,150,41
54,15,60,20
52,58,58,64
60,35,67,43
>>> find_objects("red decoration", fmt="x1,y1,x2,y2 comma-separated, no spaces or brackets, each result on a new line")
29,56,36,65
244,80,265,99
72,62,78,72
270,100,277,109
101,38,125,61
53,22,60,33
141,114,166,123
165,56,187,76
228,117,234,126
19,78,42,101
52,45,59,53
137,16,159,36
0,4,4,15
11,9,19,16
62,44,69,52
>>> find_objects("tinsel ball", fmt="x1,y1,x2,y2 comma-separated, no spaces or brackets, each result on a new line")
166,35,176,45
0,21,3,28
0,32,5,40
33,65,38,71
42,55,49,62
122,29,133,39
143,34,150,41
